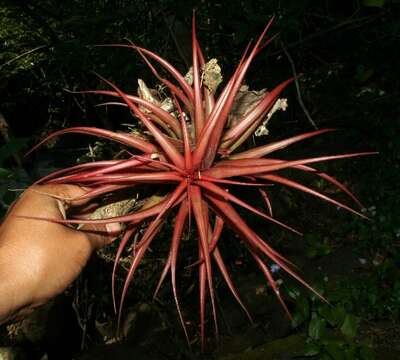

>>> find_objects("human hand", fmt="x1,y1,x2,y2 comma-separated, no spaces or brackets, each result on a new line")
0,184,120,324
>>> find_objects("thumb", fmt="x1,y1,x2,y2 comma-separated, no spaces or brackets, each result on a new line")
80,222,122,249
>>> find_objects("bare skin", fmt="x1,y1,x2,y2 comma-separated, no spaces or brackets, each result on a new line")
0,184,120,324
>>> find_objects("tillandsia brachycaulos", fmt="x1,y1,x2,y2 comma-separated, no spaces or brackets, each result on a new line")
23,16,375,349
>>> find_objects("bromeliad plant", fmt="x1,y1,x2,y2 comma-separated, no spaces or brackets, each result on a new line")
26,16,373,348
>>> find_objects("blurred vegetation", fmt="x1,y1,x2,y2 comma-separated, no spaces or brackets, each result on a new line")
0,0,399,359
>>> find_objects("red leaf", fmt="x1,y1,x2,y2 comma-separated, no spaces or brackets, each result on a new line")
229,129,336,159
26,127,157,156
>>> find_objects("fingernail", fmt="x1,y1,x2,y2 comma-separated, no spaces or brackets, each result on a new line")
106,222,121,236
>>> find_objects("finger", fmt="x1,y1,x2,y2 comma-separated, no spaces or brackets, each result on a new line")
22,184,95,214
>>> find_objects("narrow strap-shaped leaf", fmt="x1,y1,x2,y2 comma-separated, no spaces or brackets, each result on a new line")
221,78,293,147
133,45,194,101
112,226,137,313
214,157,364,209
198,174,272,187
133,46,192,111
214,157,286,168
258,174,368,219
128,184,187,267
191,43,250,169
296,164,363,207
203,191,296,269
140,181,187,247
96,44,193,102
78,89,182,138
46,156,153,184
190,185,219,344
186,215,224,268
204,192,326,303
173,94,193,170
196,40,216,117
228,129,335,159
146,113,179,139
259,188,273,216
234,158,362,207
170,200,191,345
203,152,377,178
95,99,179,138
34,160,119,184
65,184,132,202
195,180,301,235
192,15,205,140
95,74,186,169
16,190,178,225
117,220,163,330
26,127,157,156
198,246,207,351
249,248,291,319
192,18,276,169
49,171,182,186
213,247,253,323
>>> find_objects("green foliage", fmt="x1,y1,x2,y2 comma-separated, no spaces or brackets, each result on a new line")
305,234,333,259
0,138,27,166
362,0,385,8
290,285,374,359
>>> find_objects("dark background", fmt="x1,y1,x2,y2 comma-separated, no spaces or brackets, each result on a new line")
0,1,399,359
